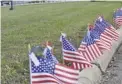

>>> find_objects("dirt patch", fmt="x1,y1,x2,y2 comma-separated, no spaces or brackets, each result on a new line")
100,45,122,84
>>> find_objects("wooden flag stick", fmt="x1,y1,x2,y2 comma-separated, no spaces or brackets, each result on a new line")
60,32,65,65
28,44,32,84
28,44,31,53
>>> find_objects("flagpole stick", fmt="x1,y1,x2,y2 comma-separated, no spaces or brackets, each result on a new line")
60,32,65,65
60,41,64,64
28,44,32,84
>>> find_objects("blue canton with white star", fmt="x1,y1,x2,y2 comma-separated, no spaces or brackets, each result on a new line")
31,57,56,74
81,30,95,46
62,36,76,51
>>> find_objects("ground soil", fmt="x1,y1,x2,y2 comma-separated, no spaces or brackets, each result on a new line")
100,44,122,84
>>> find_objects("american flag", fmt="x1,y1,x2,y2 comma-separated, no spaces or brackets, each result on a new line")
43,47,59,64
30,53,79,84
113,9,122,27
78,30,102,62
94,17,113,47
90,29,111,51
30,55,60,84
60,34,92,70
87,24,111,52
96,17,119,41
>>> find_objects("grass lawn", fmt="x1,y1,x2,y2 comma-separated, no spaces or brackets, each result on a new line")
1,1,122,84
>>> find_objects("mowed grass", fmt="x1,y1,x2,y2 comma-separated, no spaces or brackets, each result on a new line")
1,1,122,84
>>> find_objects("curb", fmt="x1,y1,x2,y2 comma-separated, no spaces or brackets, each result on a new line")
78,27,122,84
78,65,102,84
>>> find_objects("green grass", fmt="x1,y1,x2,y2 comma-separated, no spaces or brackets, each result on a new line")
1,1,122,84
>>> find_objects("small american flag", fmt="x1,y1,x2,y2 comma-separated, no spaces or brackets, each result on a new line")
90,28,111,52
89,22,112,51
60,34,92,70
79,30,102,62
96,17,119,41
113,9,122,27
30,54,79,84
94,17,113,47
30,54,60,84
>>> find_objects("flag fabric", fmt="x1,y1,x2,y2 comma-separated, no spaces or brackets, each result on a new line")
94,17,113,47
60,34,86,62
30,55,79,84
60,33,92,70
95,17,119,41
81,25,109,55
43,46,59,64
29,52,40,66
90,29,111,51
114,16,122,27
31,57,56,74
31,73,62,84
78,29,102,62
72,61,91,70
30,56,59,84
113,8,122,27
54,63,79,84
89,23,112,51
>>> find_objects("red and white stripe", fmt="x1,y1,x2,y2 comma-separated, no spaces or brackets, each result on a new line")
31,73,62,84
114,16,122,27
72,62,92,70
104,26,119,41
85,43,102,62
78,43,102,62
63,49,86,63
78,30,112,62
110,26,119,40
54,64,79,84
63,49,92,69
100,33,112,48
78,43,86,52
95,39,111,51
78,43,91,62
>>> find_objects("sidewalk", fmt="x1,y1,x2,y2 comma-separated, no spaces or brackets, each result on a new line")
1,2,64,7
100,44,122,84
1,3,43,7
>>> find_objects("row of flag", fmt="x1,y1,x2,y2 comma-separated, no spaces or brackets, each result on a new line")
28,11,120,84
113,8,122,28
60,16,119,71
